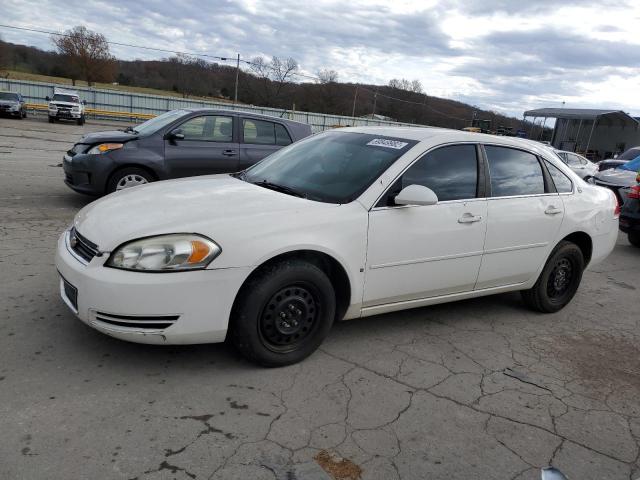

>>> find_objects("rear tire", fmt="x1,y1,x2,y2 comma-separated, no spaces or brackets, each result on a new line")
106,167,154,193
230,260,336,367
22,109,27,118
629,232,640,248
521,241,585,313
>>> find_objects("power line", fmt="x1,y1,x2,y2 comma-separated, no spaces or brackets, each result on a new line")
0,22,467,121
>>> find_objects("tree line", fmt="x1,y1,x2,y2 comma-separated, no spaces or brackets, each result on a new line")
0,27,526,131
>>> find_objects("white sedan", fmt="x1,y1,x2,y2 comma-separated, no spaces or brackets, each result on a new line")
56,127,619,366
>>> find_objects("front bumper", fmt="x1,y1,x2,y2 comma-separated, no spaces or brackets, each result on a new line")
63,154,101,195
49,109,82,119
55,230,251,345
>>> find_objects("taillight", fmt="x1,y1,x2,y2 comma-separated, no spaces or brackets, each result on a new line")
628,184,640,200
614,192,621,218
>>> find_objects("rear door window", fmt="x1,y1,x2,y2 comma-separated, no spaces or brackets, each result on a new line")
485,146,545,197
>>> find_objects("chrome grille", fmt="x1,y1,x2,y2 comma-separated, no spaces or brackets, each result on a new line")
93,311,179,330
70,227,99,263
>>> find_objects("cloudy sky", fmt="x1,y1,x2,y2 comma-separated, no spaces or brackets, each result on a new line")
2,0,639,117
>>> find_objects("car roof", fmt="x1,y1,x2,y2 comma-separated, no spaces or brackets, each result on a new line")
338,126,557,157
183,108,309,126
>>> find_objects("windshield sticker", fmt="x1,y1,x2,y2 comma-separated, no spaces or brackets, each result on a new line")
367,138,409,150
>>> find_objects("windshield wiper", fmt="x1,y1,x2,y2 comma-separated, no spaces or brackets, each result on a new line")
252,180,307,199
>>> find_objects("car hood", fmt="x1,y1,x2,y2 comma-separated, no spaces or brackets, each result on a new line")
77,130,138,145
594,168,638,186
73,175,340,252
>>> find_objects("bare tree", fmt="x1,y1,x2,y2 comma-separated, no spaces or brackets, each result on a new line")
317,69,338,84
249,56,298,106
389,78,423,93
410,79,423,94
51,26,117,85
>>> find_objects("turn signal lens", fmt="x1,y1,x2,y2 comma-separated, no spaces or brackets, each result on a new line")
188,240,212,264
88,143,124,155
106,234,221,271
628,184,640,200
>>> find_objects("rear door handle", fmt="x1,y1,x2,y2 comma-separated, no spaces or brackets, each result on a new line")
545,206,563,215
458,213,483,223
222,149,236,157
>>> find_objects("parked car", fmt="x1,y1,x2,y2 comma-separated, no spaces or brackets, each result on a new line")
63,108,312,195
590,155,640,201
46,88,86,125
0,91,27,119
619,176,640,247
554,150,598,180
56,127,619,366
596,159,627,172
612,146,640,161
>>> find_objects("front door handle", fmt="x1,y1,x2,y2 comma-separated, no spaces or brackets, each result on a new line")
222,149,236,157
545,206,563,215
458,213,483,223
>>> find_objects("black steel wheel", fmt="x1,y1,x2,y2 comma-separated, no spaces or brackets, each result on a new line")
231,260,336,366
259,284,320,353
521,241,584,313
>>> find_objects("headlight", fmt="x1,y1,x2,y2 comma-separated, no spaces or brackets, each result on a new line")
88,143,124,155
72,107,80,112
49,103,57,110
106,234,221,272
12,104,20,111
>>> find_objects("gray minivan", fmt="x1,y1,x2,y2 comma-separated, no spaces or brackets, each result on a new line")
63,109,312,195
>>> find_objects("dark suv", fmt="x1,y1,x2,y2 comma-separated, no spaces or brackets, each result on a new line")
63,109,312,195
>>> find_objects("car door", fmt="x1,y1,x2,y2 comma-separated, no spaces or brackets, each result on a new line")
363,144,488,307
239,118,293,169
164,114,239,178
475,145,564,290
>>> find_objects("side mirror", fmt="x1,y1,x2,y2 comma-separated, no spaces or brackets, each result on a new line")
167,129,185,140
613,154,619,159
82,100,87,105
394,184,438,206
541,467,568,480
45,96,50,101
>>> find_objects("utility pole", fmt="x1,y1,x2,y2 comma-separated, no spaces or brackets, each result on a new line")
351,86,358,118
234,53,240,104
372,89,378,116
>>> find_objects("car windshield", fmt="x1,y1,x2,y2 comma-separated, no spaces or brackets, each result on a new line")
619,155,640,172
53,94,79,103
618,148,640,160
132,109,189,135
242,131,418,203
0,92,19,101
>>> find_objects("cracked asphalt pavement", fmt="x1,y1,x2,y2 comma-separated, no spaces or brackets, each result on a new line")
1,116,639,480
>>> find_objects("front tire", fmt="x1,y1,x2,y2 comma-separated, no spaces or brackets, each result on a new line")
230,260,336,367
521,241,585,313
106,167,154,193
48,116,54,123
629,232,640,248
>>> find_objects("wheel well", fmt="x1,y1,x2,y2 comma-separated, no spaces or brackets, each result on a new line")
105,164,158,192
561,232,593,265
236,250,352,323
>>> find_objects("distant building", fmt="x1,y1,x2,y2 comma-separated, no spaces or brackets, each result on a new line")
360,113,396,122
523,108,640,159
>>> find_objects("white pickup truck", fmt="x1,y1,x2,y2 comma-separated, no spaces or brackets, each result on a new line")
46,88,86,125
